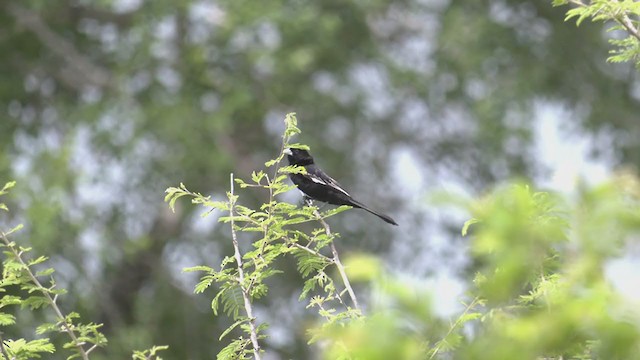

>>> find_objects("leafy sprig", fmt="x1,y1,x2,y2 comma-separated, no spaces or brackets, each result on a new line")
165,113,361,359
553,0,640,66
0,182,108,360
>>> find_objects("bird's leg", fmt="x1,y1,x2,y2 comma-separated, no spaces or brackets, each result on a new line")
304,196,314,207
304,197,328,210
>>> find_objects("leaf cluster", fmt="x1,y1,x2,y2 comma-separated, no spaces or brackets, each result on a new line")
165,113,361,359
553,0,640,66
313,174,640,359
0,182,166,359
457,176,640,359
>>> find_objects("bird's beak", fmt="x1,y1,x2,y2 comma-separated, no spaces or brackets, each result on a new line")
283,148,292,156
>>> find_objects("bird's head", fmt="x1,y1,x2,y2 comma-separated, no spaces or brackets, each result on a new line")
284,147,314,166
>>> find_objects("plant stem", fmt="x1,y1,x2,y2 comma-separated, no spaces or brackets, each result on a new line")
0,332,11,360
308,204,360,311
428,296,481,359
0,231,90,360
229,174,262,360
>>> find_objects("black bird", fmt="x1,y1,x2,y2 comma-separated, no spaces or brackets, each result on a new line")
284,148,398,226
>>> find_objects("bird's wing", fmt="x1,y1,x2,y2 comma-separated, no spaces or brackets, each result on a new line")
307,167,351,197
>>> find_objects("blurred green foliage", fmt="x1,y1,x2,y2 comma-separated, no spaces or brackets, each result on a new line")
316,174,640,359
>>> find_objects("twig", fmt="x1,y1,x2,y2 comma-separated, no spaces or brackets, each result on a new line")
617,14,640,42
229,174,262,360
307,202,360,311
289,242,333,262
567,0,640,42
428,296,481,359
0,232,90,360
0,332,12,360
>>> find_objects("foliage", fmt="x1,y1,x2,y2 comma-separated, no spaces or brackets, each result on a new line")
165,114,361,359
2,0,640,358
553,0,640,66
458,177,640,359
8,157,640,360
0,181,102,359
0,182,166,360
131,345,169,360
166,114,640,359
314,176,640,359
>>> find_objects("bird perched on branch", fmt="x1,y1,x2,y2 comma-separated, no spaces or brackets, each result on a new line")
284,147,398,226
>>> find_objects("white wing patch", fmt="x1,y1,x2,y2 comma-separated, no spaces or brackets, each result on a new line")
309,175,328,185
309,174,350,196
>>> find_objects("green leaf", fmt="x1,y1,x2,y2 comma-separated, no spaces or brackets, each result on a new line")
35,268,55,277
462,218,480,236
194,274,215,294
0,295,22,307
0,181,16,195
132,345,169,360
183,265,214,273
294,251,328,278
164,183,191,212
284,112,301,137
0,312,16,326
28,256,48,267
221,286,245,319
217,337,250,360
36,322,59,334
219,319,248,341
22,296,49,310
285,143,310,151
251,171,265,184
278,165,307,175
5,224,24,236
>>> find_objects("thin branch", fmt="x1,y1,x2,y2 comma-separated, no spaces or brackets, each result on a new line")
307,201,360,311
0,232,90,360
428,296,481,360
330,241,359,309
288,241,332,262
86,344,99,355
567,0,640,42
229,174,262,360
0,332,11,360
617,14,640,42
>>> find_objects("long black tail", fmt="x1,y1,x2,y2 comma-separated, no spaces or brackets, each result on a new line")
349,199,398,226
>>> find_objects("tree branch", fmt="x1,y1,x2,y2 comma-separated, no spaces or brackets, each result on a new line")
617,14,640,42
229,174,262,360
287,240,332,262
0,332,11,360
0,231,90,360
307,202,360,311
567,0,640,42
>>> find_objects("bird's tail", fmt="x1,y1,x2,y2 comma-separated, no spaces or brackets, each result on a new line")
350,199,398,226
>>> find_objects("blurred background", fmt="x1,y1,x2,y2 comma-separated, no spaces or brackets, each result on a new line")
1,0,639,358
